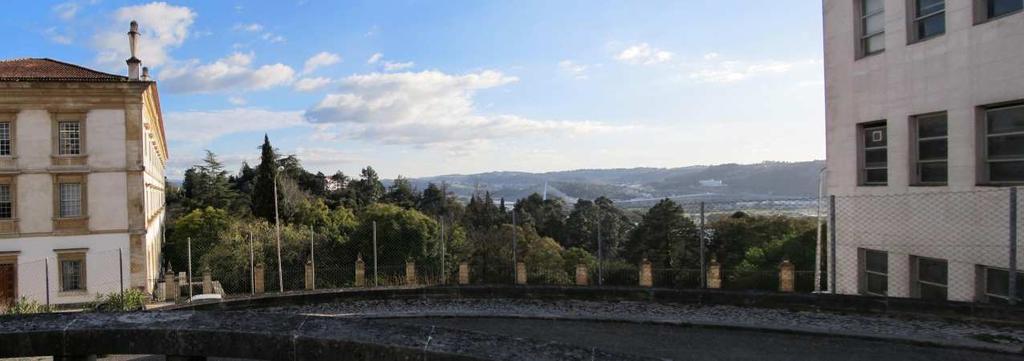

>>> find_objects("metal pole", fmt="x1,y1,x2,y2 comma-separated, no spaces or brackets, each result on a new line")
310,225,315,290
814,167,827,293
1010,187,1018,305
512,211,518,282
118,248,124,298
187,237,193,301
249,232,255,296
373,221,378,287
597,219,603,286
829,195,837,294
699,201,706,288
44,258,50,308
440,216,446,284
273,173,283,293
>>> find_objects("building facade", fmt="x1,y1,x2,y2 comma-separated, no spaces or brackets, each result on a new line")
824,0,1024,302
0,23,167,306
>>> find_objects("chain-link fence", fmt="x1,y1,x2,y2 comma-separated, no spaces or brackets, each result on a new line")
830,188,1021,305
1,248,129,310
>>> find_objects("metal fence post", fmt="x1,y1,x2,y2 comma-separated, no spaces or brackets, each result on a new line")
1010,187,1018,305
44,258,50,308
118,248,124,298
310,225,316,290
187,237,193,301
699,201,706,288
440,216,447,284
249,232,255,296
597,219,603,286
829,195,837,295
372,221,378,287
512,211,518,283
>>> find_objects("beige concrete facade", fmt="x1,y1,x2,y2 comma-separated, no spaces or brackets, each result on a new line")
824,0,1024,302
0,80,168,304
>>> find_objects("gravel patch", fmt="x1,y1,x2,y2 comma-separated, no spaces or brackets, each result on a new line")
262,298,1024,352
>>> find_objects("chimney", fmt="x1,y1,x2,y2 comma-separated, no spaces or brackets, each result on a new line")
126,21,141,80
141,67,150,81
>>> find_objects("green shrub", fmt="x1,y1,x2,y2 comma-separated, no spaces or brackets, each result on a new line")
3,297,51,315
91,288,148,312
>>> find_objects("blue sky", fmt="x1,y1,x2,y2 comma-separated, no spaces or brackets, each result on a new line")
1,1,825,179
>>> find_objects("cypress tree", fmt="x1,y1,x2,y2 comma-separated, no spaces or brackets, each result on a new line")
252,134,279,222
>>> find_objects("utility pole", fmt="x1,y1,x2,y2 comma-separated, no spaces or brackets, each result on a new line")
597,219,603,286
249,232,255,295
273,172,283,293
310,224,316,290
187,237,193,301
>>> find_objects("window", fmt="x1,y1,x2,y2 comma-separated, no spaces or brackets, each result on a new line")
59,183,82,218
982,267,1023,304
859,0,886,56
914,257,948,301
0,122,10,156
861,122,888,185
57,251,86,292
861,249,888,296
57,121,81,155
983,103,1024,183
985,0,1024,20
0,184,12,220
912,0,946,42
913,113,948,184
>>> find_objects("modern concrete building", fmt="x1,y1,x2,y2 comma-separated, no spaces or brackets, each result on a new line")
0,22,167,306
824,0,1024,302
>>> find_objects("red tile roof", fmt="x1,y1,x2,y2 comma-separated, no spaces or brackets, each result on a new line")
0,58,129,82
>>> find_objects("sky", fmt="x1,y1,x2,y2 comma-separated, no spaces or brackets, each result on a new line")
0,0,826,179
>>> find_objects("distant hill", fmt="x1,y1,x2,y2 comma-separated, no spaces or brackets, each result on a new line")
401,160,825,205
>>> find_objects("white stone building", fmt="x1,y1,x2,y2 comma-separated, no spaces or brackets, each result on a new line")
824,0,1024,302
0,22,167,306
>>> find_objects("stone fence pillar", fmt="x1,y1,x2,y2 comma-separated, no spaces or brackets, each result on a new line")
708,259,722,289
305,259,315,290
254,263,265,294
779,259,795,293
202,268,213,294
163,271,178,302
575,264,589,286
458,262,470,285
515,261,527,285
405,259,417,286
355,255,366,287
639,259,653,287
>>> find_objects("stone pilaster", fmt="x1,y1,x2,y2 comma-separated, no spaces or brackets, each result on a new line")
405,259,416,286
305,260,315,290
355,255,365,287
779,259,795,293
515,261,527,285
458,262,469,285
202,268,212,294
639,259,653,287
254,263,265,294
163,271,177,302
575,264,589,286
708,259,722,289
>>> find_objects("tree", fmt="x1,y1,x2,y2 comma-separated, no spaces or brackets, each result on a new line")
165,207,234,272
464,192,503,230
350,166,385,208
384,176,419,209
513,193,566,241
180,151,242,212
251,135,279,222
350,203,440,267
622,199,698,269
417,183,463,220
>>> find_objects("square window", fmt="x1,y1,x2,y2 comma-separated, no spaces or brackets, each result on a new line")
0,122,11,157
913,0,945,41
59,183,82,218
58,121,81,156
914,256,948,301
861,249,888,296
983,267,1023,304
988,0,1024,19
0,184,12,219
913,113,948,185
861,122,887,185
58,252,86,292
983,103,1024,183
859,0,885,57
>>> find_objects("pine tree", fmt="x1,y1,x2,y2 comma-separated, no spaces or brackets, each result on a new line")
251,134,279,222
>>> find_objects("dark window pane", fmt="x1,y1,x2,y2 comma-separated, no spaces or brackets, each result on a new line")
865,169,887,184
919,283,948,301
917,114,947,138
988,134,1024,159
865,250,887,273
864,126,887,147
918,258,947,284
919,162,948,183
987,105,1024,134
917,14,945,39
867,273,887,295
990,0,1023,18
918,139,947,160
987,268,1009,297
990,161,1024,182
865,149,887,166
917,0,944,16
864,0,884,13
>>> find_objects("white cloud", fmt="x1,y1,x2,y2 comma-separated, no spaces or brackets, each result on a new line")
382,61,415,72
367,52,383,64
228,96,246,105
686,56,817,84
53,2,80,20
558,60,588,80
166,108,306,145
293,77,333,92
93,2,196,69
261,32,286,43
615,43,674,65
159,52,296,93
233,23,263,32
304,70,620,147
45,27,73,45
302,52,341,74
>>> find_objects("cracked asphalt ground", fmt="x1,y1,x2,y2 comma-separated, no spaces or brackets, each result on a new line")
382,317,1024,361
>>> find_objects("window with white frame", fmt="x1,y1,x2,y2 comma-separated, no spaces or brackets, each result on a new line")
861,122,888,185
914,113,948,185
983,103,1024,183
912,0,946,42
0,184,12,220
58,182,82,218
859,0,885,56
57,121,81,155
985,0,1024,20
861,249,888,296
983,267,1023,304
914,256,948,301
0,122,11,156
